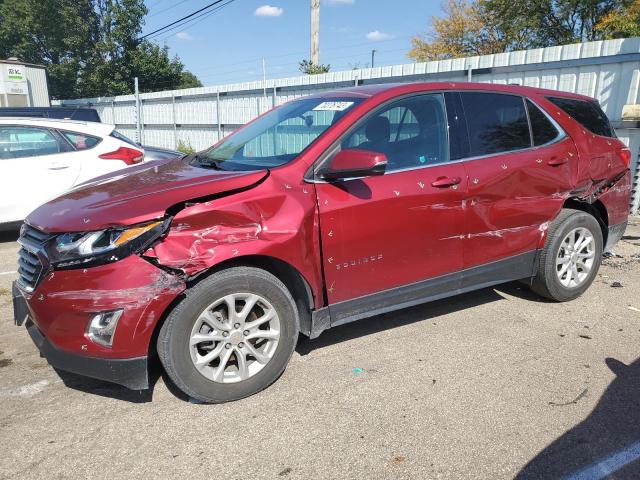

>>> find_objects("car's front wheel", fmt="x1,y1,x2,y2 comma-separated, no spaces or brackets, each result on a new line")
158,267,299,403
531,208,603,301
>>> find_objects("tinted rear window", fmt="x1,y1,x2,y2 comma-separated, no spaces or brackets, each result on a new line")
526,100,560,146
546,96,614,138
460,92,531,157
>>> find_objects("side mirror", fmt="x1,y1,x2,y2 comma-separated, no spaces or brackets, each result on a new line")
320,149,387,180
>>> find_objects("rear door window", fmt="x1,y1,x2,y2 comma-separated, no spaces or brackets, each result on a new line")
460,92,531,157
546,96,615,138
0,126,61,159
526,100,560,146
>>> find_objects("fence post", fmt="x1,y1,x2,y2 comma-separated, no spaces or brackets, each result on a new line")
171,93,177,149
216,90,222,142
134,77,141,144
111,99,115,125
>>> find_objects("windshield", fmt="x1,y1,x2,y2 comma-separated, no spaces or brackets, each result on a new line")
194,97,362,171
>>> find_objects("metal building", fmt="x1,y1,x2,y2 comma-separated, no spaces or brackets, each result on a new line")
54,37,640,213
0,59,50,107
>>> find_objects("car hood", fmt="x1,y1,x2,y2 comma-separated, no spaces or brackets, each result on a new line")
26,157,269,233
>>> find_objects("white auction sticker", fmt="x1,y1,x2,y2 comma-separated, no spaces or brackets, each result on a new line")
313,101,354,111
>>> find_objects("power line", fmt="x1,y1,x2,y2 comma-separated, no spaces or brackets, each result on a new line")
153,0,235,41
148,0,191,18
140,0,228,40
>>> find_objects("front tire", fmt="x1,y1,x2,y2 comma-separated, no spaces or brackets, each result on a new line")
531,208,603,302
158,267,299,403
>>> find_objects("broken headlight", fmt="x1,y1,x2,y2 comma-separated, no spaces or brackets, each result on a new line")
47,219,169,269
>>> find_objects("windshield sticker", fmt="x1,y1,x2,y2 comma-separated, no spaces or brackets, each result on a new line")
313,101,355,112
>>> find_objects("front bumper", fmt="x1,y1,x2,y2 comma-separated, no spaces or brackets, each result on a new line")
13,255,186,389
25,318,149,389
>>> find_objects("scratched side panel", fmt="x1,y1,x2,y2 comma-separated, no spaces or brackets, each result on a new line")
315,164,467,304
146,171,324,308
463,137,578,267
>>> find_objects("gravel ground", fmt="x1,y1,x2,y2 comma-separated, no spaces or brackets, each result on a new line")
1,217,639,480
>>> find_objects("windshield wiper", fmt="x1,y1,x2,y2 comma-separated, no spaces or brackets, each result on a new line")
191,154,225,170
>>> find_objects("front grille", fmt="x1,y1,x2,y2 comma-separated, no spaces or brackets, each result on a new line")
17,225,52,292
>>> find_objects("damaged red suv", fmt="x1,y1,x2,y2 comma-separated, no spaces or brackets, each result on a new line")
13,83,631,403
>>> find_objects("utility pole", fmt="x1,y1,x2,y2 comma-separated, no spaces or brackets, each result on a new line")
310,0,320,65
134,77,141,144
371,49,377,68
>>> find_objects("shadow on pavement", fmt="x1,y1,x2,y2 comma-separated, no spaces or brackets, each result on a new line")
516,357,640,479
53,363,164,404
0,228,20,243
297,282,533,355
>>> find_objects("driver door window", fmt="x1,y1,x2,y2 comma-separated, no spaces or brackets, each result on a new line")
342,94,449,172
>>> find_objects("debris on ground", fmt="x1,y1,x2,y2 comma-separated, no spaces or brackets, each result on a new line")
549,388,588,407
611,281,623,288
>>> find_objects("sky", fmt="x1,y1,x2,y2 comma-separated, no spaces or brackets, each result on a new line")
142,0,443,87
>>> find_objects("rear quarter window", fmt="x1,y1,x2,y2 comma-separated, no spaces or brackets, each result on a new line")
526,100,560,146
546,96,615,138
61,131,101,150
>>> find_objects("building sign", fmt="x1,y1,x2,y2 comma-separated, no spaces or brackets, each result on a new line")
6,65,25,82
0,63,29,96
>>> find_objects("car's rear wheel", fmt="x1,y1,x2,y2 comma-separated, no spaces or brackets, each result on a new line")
530,208,603,301
158,267,299,403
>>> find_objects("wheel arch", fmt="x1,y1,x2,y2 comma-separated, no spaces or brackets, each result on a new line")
148,255,317,357
562,197,608,245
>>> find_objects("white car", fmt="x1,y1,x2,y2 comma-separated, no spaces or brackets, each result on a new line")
0,118,144,227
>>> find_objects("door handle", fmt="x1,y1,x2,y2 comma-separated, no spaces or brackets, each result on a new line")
547,157,568,166
431,176,461,188
48,163,70,170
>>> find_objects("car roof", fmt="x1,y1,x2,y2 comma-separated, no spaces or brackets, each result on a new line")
0,117,115,135
307,81,596,102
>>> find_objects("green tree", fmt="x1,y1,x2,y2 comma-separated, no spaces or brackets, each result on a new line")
179,71,203,89
408,0,508,61
409,0,626,62
0,0,95,99
299,59,331,74
0,0,202,99
596,0,640,37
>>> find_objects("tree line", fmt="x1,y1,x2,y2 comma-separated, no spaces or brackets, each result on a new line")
0,0,202,99
408,0,640,62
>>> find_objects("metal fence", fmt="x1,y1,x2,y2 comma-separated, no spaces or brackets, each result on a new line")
55,37,640,213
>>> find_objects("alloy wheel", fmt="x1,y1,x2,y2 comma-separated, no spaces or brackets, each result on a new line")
555,227,596,288
189,293,281,383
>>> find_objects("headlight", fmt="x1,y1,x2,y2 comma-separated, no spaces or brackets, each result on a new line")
47,219,168,269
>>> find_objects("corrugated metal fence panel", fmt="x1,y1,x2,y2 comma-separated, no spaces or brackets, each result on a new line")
24,66,50,106
616,129,640,213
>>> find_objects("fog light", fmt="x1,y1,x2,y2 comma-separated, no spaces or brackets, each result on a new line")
86,310,123,347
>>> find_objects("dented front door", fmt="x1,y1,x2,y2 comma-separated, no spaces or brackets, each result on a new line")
315,164,467,305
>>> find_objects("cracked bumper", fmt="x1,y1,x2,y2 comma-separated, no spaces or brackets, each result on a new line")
13,255,186,388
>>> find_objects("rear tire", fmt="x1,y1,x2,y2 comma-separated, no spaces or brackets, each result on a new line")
530,208,602,302
158,267,299,403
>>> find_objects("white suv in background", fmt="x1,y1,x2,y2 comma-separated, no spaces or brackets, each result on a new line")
0,118,145,227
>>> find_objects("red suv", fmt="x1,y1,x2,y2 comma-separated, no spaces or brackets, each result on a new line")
13,83,632,403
